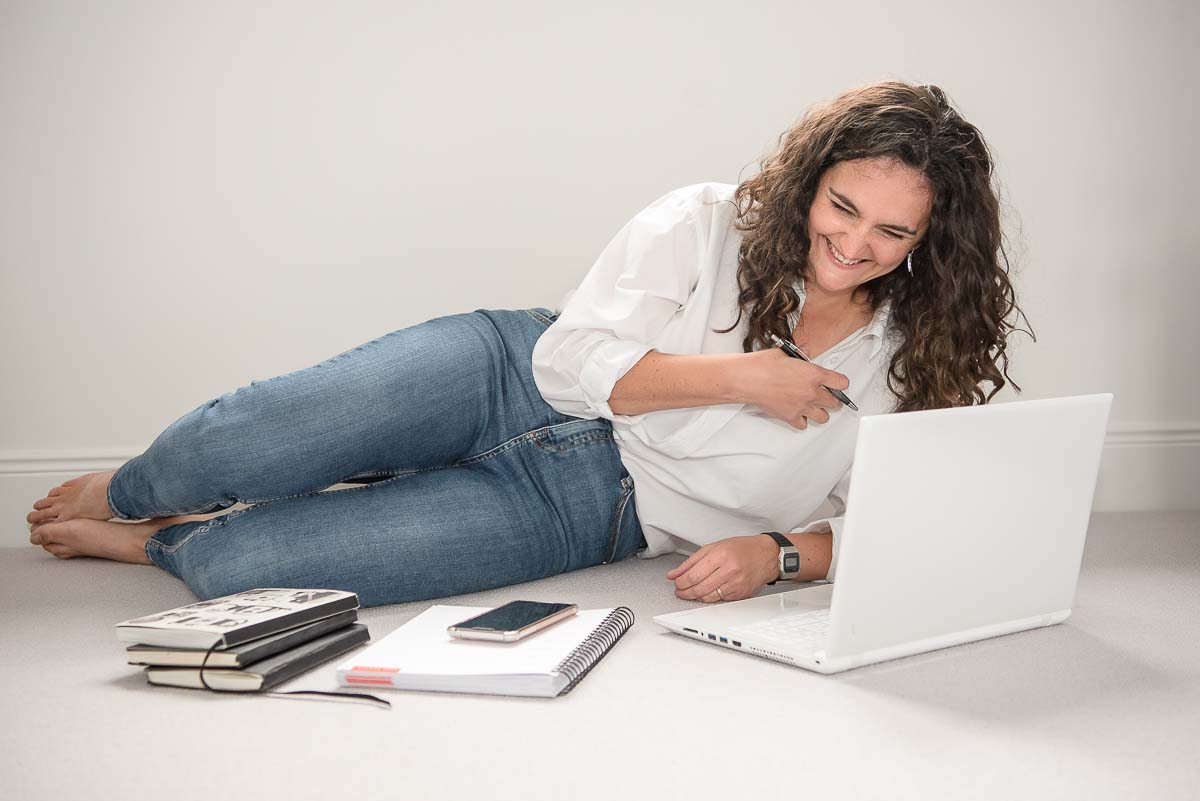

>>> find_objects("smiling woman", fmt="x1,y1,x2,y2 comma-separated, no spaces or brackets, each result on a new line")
28,80,1031,610
798,158,933,354
812,160,930,285
726,82,1031,413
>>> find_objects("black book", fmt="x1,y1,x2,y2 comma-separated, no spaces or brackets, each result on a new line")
114,588,360,649
144,624,371,692
126,609,359,668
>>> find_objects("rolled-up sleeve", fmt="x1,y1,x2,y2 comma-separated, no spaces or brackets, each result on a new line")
531,186,708,422
790,467,851,582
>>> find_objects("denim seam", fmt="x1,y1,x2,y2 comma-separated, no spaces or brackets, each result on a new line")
603,476,636,565
147,514,233,557
343,469,410,480
532,429,614,454
456,419,610,467
329,469,433,492
240,469,434,508
140,502,240,518
238,470,416,506
454,429,543,467
238,487,340,505
244,484,357,503
523,309,556,327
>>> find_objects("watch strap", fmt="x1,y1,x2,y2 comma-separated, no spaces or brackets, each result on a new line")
763,531,801,585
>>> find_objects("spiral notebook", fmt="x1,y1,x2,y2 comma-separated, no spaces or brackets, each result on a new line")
335,605,634,698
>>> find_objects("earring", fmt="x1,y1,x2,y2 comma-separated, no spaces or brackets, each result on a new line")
906,250,914,276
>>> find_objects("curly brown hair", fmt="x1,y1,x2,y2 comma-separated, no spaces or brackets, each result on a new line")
719,81,1032,411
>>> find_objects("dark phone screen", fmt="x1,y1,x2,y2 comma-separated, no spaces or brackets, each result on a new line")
454,601,574,632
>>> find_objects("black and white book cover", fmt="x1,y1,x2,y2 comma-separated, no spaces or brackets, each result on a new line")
114,588,360,649
126,608,360,668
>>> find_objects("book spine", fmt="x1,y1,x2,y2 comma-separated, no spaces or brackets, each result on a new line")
553,607,635,696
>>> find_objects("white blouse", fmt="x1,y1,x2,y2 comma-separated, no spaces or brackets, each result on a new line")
531,182,900,581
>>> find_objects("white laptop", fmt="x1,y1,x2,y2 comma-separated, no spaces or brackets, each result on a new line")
653,393,1112,674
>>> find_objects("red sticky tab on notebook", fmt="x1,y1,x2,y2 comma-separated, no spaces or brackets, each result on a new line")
351,666,400,673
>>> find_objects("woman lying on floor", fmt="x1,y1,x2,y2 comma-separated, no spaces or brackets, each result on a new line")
27,80,1027,608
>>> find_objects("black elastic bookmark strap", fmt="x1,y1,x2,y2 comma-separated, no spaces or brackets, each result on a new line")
262,690,391,709
198,641,391,710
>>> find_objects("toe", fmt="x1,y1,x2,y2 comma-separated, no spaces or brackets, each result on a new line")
27,508,57,524
33,497,56,510
31,520,60,546
44,543,76,559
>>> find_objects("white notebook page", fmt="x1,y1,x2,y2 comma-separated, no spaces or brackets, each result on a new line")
337,605,616,677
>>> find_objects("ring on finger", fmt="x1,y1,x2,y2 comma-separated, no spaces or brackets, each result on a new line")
715,586,725,601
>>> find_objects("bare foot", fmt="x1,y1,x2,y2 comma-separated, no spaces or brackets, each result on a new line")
29,514,213,564
27,470,117,526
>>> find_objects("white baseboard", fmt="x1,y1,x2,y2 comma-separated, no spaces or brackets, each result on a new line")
1090,425,1200,512
1,449,136,475
4,425,1199,549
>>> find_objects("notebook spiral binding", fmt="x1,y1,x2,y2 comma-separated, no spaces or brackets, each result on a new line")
552,606,635,696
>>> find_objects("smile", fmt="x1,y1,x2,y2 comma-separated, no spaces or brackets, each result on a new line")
825,236,865,267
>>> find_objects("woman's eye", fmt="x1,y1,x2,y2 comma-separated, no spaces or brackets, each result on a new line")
831,198,905,240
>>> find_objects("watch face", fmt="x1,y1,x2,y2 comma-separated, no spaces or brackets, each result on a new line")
783,552,801,573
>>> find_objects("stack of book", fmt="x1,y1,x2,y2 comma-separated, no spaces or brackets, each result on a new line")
115,588,370,692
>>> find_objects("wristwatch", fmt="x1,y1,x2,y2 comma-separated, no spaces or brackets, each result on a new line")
763,531,801,585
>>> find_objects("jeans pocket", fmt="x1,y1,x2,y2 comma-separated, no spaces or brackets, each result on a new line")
603,474,637,565
532,418,614,454
523,308,559,328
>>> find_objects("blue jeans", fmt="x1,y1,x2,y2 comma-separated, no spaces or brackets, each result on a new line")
110,308,646,607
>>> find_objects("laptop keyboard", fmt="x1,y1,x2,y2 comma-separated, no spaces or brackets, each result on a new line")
734,609,831,647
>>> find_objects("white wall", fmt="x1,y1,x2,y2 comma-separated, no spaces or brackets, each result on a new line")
3,0,1197,545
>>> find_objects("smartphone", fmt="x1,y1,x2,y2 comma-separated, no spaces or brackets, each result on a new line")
446,601,578,642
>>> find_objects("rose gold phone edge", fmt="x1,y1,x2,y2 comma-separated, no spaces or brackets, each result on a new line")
446,603,579,642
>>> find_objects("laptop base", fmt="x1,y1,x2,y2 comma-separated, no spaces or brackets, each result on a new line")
655,588,1071,675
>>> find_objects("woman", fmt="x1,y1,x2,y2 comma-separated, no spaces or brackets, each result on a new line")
26,81,1027,607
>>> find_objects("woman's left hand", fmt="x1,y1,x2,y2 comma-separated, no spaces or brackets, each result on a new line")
666,534,781,603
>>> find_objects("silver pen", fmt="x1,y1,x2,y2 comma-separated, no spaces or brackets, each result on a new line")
767,333,859,412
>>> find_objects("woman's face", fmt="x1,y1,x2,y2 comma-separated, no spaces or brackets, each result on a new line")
805,157,933,303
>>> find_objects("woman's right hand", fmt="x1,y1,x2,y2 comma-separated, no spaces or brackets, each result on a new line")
741,349,850,429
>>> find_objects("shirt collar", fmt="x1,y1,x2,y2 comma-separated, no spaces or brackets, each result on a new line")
862,299,893,360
